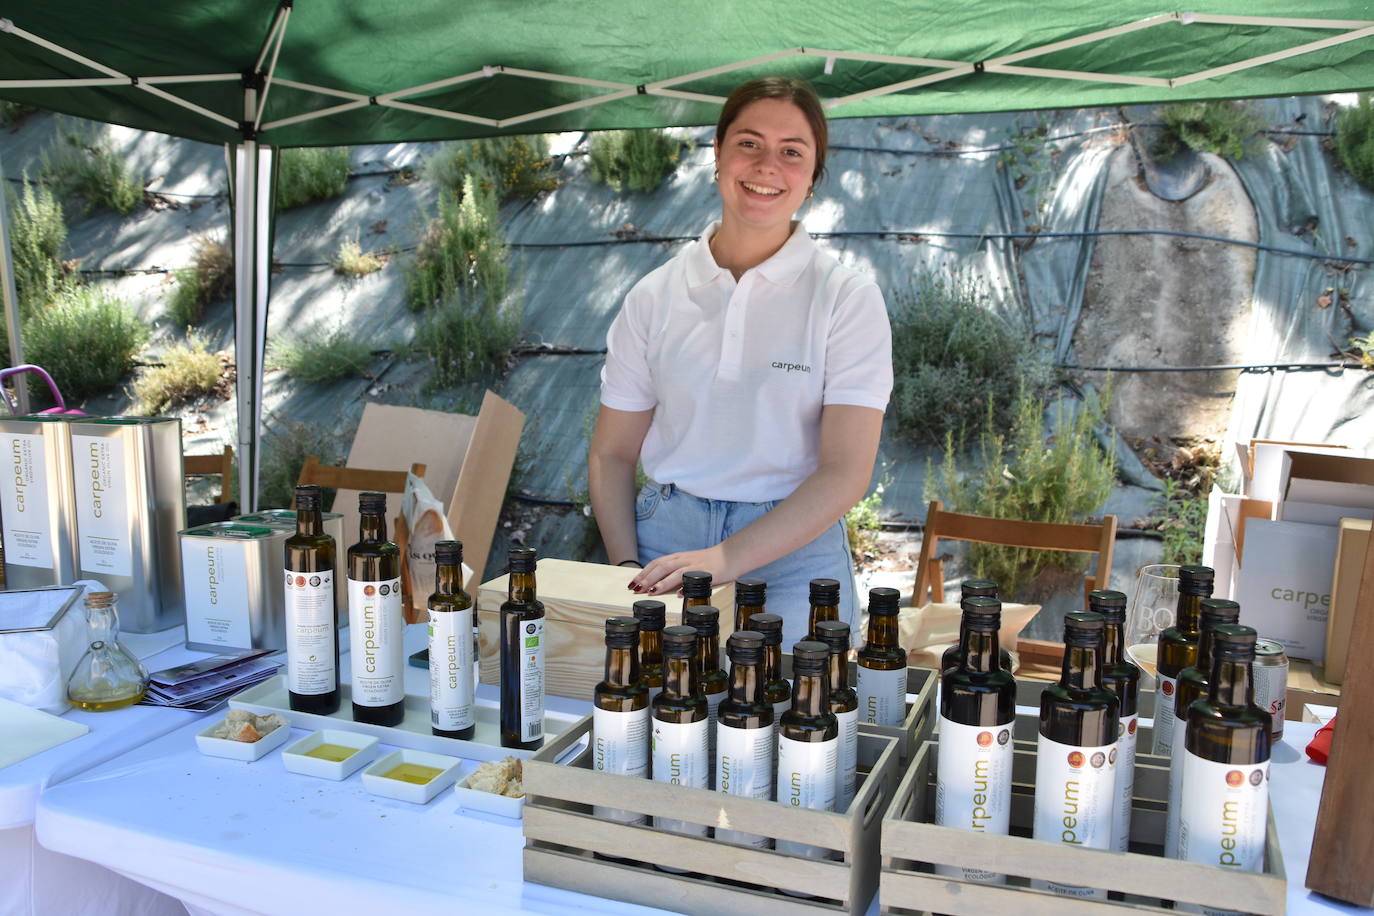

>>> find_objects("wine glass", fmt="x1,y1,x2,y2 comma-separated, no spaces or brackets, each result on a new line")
1124,564,1179,687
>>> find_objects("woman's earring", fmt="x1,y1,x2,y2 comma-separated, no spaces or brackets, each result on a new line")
806,186,814,200
713,168,720,182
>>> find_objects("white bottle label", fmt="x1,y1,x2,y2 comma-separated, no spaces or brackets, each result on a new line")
472,621,482,695
1154,674,1180,756
1114,714,1138,853
857,664,907,726
593,705,650,824
834,707,858,812
647,683,663,705
517,617,545,742
71,434,132,577
1176,753,1269,916
935,715,1014,884
429,605,475,732
285,568,335,695
705,688,727,785
773,698,791,722
1032,732,1118,899
716,721,775,847
347,575,404,708
0,432,54,569
651,716,709,837
1166,711,1189,858
775,734,838,858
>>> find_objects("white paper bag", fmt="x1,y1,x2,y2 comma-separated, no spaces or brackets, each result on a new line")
402,472,473,619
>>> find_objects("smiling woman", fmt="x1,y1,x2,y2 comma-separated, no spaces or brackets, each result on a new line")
587,77,892,649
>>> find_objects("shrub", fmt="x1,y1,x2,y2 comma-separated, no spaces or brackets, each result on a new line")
7,178,68,316
425,135,557,202
269,324,373,383
845,482,885,560
413,293,522,389
131,334,222,415
332,237,387,276
258,417,347,510
42,130,143,214
167,235,232,328
1156,479,1207,566
275,147,350,210
406,175,508,312
928,385,1117,598
22,285,147,402
0,100,35,126
587,129,681,192
1334,93,1374,190
890,272,1050,445
1156,100,1265,161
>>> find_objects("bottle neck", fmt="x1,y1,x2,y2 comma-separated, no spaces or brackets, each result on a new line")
1102,619,1125,666
85,604,118,642
827,649,848,693
728,659,762,705
683,594,710,612
792,670,829,716
296,506,323,536
663,655,697,698
764,643,782,681
1209,657,1254,708
508,570,536,604
1197,628,1217,673
695,632,720,675
735,602,763,631
640,629,662,665
809,602,838,630
359,510,387,543
1176,593,1203,633
435,563,462,595
867,613,898,649
603,645,640,688
960,627,1000,674
1059,643,1103,691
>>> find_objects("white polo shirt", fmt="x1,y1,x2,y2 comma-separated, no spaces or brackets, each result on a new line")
600,222,892,503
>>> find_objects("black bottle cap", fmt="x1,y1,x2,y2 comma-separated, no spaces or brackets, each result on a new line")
1200,598,1242,630
681,570,712,598
814,619,851,652
632,599,666,630
294,484,321,511
605,616,640,647
792,640,830,673
727,630,765,664
508,545,537,573
750,613,783,646
961,579,998,598
662,625,698,657
683,605,720,635
1087,589,1128,621
358,491,386,514
868,587,900,616
1211,623,1258,660
1179,565,1216,596
735,578,766,605
961,596,1002,631
809,578,841,603
434,540,463,567
1063,611,1106,645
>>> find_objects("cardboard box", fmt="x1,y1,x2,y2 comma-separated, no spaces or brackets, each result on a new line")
1280,451,1374,517
1327,517,1372,684
477,558,735,700
1237,518,1338,662
1201,487,1273,600
1238,439,1348,502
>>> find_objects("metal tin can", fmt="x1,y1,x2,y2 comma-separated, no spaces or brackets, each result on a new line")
179,522,290,652
233,509,346,624
1252,638,1288,743
0,415,81,589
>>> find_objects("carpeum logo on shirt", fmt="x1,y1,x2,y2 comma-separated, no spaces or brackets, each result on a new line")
771,360,812,373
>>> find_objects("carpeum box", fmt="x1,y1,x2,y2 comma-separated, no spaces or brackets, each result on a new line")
180,522,290,653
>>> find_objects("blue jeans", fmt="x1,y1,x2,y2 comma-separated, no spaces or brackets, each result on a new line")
635,481,858,652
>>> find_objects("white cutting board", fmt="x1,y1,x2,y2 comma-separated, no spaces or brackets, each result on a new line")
0,697,89,770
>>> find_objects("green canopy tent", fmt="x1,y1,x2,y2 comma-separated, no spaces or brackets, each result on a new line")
0,1,1371,508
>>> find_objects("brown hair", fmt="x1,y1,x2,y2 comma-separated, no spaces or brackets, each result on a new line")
715,77,828,187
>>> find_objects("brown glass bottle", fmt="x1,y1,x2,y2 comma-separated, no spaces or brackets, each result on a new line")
733,577,766,634
285,485,339,715
633,599,665,703
715,630,774,848
816,620,859,813
681,569,712,621
751,612,791,720
684,604,728,786
593,617,650,826
1089,588,1140,855
777,641,838,861
500,546,545,750
857,587,907,726
347,491,403,726
652,625,710,853
429,540,475,739
806,578,841,640
1153,565,1213,756
941,580,1010,674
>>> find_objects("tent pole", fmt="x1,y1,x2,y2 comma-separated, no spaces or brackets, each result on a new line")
0,153,29,414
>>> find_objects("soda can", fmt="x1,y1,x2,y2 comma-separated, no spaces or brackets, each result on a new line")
1251,638,1288,743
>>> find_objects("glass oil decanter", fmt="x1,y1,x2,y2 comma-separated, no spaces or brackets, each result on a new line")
67,591,150,711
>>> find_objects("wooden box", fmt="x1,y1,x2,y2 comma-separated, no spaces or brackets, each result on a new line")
879,715,1287,915
523,717,900,915
477,558,735,699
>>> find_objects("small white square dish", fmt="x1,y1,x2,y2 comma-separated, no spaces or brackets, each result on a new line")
453,771,525,819
195,716,292,761
361,748,462,804
281,729,379,780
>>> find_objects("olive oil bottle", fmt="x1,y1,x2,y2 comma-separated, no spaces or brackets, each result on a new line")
1090,589,1140,853
715,630,774,848
733,577,766,634
940,580,1009,674
428,540,475,739
1153,565,1213,757
776,641,838,860
500,546,545,750
1032,612,1119,899
1177,625,1271,909
285,484,339,715
651,625,710,852
806,578,841,640
681,569,712,620
936,595,1016,884
593,617,649,825
751,612,792,722
633,599,666,704
815,620,859,812
684,605,729,784
347,491,404,726
1165,597,1241,859
857,587,907,727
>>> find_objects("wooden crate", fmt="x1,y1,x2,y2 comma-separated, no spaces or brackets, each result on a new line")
782,656,937,766
523,716,901,915
879,715,1287,915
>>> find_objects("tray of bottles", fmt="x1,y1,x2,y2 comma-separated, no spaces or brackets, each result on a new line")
229,676,581,763
780,657,938,766
878,714,1286,915
523,719,900,915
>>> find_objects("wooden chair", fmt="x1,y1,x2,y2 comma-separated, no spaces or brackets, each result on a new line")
184,445,235,503
912,499,1117,679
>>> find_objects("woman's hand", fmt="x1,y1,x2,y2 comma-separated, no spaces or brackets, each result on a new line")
630,544,734,596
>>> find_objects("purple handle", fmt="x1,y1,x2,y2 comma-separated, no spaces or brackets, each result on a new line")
0,365,67,413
